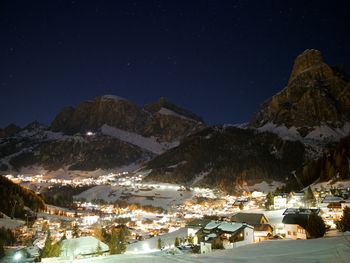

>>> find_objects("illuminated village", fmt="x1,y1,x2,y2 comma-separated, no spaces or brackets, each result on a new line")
1,170,350,262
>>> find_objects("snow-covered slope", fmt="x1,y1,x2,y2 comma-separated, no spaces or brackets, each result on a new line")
101,124,177,154
158,107,195,122
43,234,350,263
257,122,350,143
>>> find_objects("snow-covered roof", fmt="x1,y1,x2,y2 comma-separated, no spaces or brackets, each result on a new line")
204,221,252,232
204,221,221,230
217,222,245,232
322,195,344,203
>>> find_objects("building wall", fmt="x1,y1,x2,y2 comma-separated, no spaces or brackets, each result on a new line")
233,227,254,247
284,224,307,240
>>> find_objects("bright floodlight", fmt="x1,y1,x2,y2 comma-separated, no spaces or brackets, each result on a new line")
14,252,22,261
86,131,95,136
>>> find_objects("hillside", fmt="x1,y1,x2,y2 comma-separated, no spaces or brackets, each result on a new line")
0,176,45,219
298,133,350,187
145,126,305,193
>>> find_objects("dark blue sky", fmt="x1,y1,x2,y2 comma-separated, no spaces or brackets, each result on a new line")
1,0,350,127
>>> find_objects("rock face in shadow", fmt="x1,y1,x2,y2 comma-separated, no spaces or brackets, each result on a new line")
51,95,204,142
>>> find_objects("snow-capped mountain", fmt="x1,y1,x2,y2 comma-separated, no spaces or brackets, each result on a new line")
0,96,204,172
142,50,350,191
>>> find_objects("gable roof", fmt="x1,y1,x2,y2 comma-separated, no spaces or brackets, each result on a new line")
253,223,273,232
282,214,309,229
231,213,268,225
204,220,253,233
283,208,320,215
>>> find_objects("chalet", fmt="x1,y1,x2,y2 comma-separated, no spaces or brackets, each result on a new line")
231,212,273,242
320,194,350,228
273,195,287,209
186,218,212,244
282,208,320,240
199,220,254,251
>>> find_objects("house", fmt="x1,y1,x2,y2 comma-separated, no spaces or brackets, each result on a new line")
60,236,109,259
231,212,273,242
282,208,320,240
288,192,305,208
273,195,287,209
199,220,254,251
186,218,212,244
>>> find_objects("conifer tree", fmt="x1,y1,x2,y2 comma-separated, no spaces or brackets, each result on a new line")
174,236,180,247
157,237,162,249
72,222,80,238
109,228,117,255
115,226,128,254
306,213,326,238
337,207,350,232
96,242,102,256
265,192,274,210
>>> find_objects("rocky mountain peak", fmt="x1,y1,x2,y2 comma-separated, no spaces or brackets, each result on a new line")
288,49,325,83
250,49,350,134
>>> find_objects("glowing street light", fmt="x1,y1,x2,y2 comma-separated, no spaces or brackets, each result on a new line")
14,251,22,262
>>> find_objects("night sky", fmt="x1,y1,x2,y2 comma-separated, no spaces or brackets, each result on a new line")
1,0,350,127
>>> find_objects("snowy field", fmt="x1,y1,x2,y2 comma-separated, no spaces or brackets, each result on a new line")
42,234,350,263
311,179,350,190
75,183,194,209
0,216,25,229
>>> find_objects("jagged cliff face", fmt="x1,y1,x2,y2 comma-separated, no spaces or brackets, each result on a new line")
251,49,350,134
51,96,148,134
51,95,204,142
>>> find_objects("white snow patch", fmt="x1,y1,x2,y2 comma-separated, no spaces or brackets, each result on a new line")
0,216,25,229
258,122,350,143
101,124,173,154
158,107,194,122
168,161,187,169
247,181,285,193
311,179,350,191
190,170,211,186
